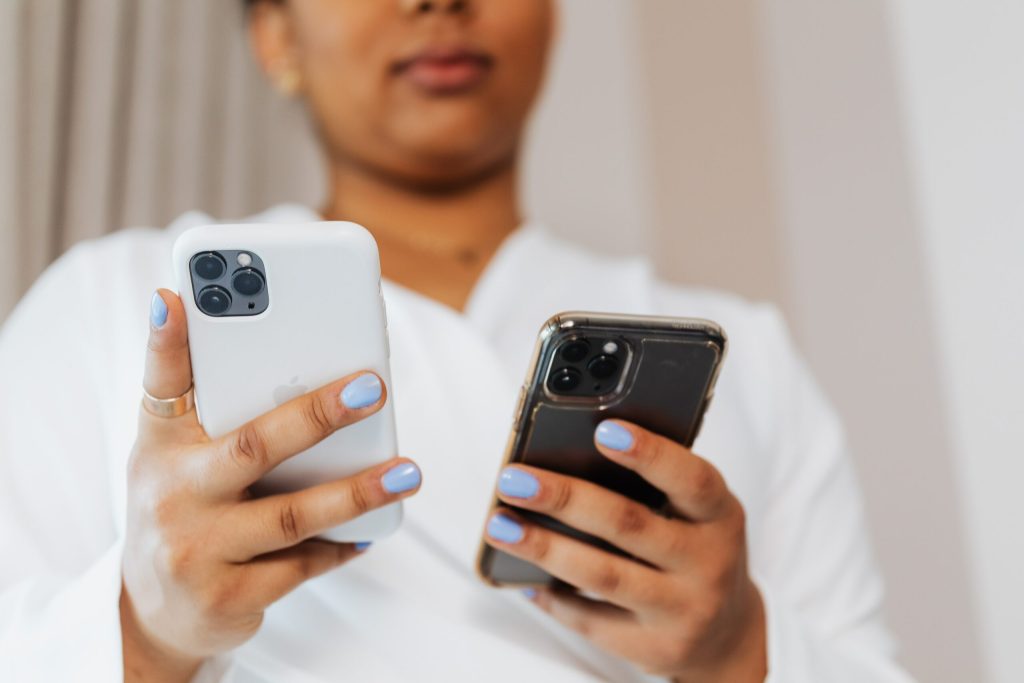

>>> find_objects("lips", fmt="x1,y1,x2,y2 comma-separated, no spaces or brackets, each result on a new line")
392,46,494,94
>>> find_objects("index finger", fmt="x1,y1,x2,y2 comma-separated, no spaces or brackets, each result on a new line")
593,420,732,522
208,371,388,494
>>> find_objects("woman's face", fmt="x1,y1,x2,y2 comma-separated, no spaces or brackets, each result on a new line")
253,0,555,188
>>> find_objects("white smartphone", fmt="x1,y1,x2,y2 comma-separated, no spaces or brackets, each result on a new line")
172,222,401,542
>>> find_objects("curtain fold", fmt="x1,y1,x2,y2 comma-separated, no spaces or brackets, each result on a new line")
0,0,22,318
1,0,324,323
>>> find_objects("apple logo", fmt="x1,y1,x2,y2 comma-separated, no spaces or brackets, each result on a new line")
273,376,308,406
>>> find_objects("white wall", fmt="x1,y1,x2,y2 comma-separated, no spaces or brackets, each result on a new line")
755,2,981,679
888,3,1024,681
523,0,655,255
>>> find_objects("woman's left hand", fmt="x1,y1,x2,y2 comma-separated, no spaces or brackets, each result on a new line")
485,419,767,683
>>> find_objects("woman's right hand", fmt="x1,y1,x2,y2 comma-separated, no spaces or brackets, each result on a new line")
120,290,422,683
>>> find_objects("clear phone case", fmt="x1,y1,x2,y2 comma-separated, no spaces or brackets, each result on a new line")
477,312,727,586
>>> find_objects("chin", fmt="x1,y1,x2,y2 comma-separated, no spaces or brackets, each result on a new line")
389,126,516,183
393,101,512,151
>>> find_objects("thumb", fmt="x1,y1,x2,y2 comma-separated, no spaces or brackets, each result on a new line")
141,289,196,428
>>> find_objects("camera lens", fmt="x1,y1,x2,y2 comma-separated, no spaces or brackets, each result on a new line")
232,268,265,296
198,286,232,316
548,367,582,393
587,354,619,380
559,340,590,363
193,252,226,280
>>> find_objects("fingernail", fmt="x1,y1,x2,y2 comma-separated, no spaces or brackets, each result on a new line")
150,292,168,328
341,373,382,409
498,468,539,499
355,542,372,551
487,513,524,544
521,588,537,599
381,462,421,494
596,420,634,451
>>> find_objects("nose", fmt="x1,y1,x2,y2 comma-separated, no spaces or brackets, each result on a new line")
401,0,472,16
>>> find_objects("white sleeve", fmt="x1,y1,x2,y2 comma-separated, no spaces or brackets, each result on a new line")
0,244,126,680
749,307,916,683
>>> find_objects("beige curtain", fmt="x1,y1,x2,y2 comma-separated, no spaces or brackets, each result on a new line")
0,0,324,322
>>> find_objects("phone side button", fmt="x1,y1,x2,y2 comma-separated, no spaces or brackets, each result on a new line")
511,386,527,430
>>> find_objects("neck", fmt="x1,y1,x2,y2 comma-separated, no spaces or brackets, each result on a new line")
320,157,522,311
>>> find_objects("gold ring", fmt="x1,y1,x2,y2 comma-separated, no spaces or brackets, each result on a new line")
142,385,195,418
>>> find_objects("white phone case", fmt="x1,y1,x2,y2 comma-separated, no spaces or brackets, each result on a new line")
172,222,401,542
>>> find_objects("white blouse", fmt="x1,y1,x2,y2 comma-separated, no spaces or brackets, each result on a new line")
0,204,915,682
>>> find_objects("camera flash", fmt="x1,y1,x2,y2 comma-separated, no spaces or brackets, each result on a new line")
603,341,618,355
236,252,253,267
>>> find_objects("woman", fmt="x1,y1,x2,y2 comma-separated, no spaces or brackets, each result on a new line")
0,1,914,682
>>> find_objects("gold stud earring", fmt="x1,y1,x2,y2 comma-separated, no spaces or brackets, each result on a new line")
400,0,431,15
273,62,302,97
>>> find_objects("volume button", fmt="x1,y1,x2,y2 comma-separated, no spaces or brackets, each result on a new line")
378,277,391,343
380,296,390,358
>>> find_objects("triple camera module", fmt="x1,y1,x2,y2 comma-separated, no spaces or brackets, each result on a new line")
547,336,628,397
189,250,270,317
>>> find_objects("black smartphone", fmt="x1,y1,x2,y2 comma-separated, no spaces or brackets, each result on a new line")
476,311,727,587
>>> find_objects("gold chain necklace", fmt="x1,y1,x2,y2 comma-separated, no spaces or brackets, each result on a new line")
370,226,505,266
